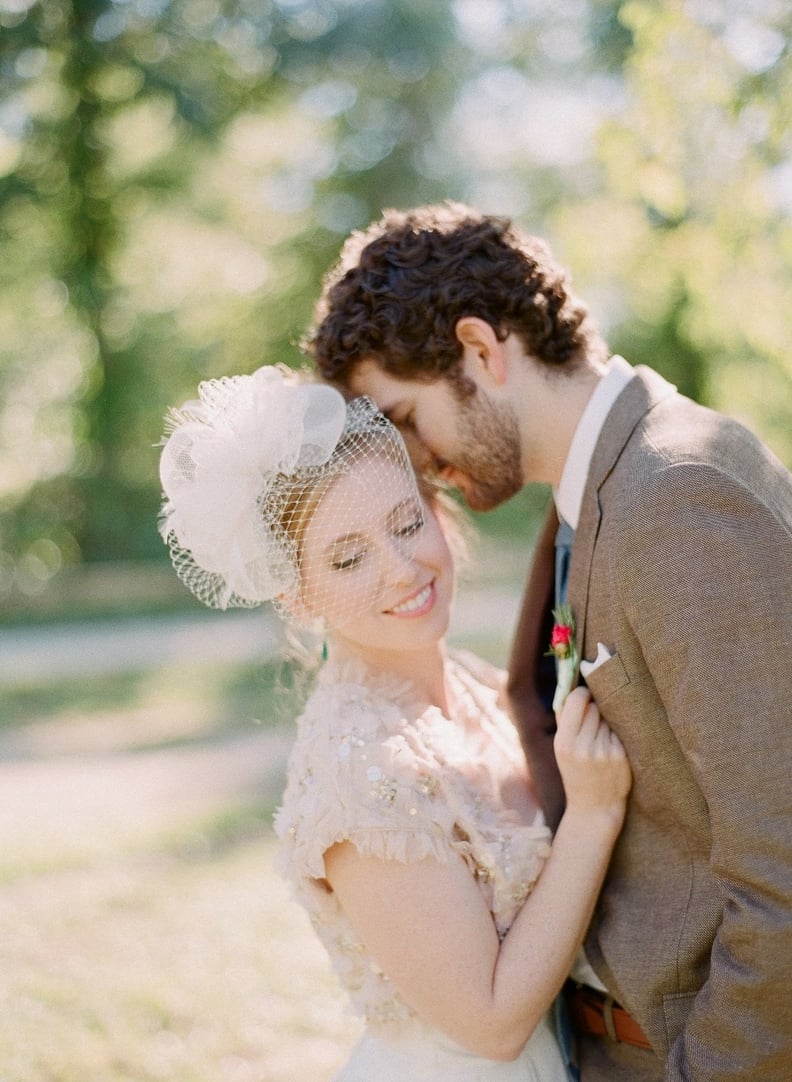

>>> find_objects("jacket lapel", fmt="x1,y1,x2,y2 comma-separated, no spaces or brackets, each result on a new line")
569,367,677,649
506,504,567,829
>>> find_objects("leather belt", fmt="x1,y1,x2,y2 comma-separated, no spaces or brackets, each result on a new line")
566,982,652,1050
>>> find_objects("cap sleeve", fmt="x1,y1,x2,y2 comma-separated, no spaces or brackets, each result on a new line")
275,677,458,880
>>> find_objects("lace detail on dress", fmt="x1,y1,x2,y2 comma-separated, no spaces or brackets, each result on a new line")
275,662,459,880
274,653,552,1037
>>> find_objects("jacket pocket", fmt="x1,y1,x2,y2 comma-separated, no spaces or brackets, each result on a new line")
581,651,630,701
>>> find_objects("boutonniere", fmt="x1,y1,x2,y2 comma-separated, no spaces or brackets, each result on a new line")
547,604,580,715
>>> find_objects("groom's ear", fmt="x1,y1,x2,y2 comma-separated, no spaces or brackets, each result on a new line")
454,317,508,386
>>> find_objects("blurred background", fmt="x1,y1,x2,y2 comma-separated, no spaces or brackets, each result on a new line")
1,0,790,1079
2,0,792,602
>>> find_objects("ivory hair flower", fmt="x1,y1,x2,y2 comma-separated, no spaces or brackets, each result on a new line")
158,364,347,609
547,604,580,714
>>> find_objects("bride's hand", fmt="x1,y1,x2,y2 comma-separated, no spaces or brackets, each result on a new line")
554,686,631,826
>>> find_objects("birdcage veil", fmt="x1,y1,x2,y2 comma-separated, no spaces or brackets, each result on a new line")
158,365,422,627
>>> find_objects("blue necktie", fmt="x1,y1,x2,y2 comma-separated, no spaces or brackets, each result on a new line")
553,518,581,1081
555,519,574,610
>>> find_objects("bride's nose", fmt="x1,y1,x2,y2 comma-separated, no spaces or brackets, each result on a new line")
380,536,417,586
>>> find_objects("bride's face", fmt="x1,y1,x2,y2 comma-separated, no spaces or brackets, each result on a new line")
298,457,455,656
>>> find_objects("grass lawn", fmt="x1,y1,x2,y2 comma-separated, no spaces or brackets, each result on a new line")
0,656,361,1082
0,835,360,1082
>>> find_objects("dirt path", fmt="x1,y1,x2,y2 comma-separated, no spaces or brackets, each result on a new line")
0,609,280,685
0,725,293,874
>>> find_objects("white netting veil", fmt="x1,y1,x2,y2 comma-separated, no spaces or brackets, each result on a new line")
158,365,423,628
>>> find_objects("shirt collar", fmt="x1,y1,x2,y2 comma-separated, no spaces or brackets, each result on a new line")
554,355,634,530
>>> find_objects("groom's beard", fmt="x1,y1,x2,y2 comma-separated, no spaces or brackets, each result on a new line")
449,391,523,512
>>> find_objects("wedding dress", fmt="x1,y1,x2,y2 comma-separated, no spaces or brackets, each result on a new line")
275,652,570,1082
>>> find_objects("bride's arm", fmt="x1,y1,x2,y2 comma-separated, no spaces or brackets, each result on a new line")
324,687,630,1062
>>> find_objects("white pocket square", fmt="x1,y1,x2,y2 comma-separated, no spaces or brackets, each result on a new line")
580,642,613,678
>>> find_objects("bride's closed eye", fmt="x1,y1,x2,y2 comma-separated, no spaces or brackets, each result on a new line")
389,496,425,538
326,536,367,572
331,551,365,572
395,513,424,538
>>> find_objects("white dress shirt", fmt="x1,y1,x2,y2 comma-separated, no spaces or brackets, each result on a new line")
554,355,634,530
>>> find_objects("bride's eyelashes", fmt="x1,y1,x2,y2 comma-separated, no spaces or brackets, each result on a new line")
330,550,365,572
396,514,425,538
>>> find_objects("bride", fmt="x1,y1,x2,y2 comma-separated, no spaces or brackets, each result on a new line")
158,364,631,1081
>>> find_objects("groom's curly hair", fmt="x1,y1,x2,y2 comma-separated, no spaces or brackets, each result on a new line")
306,202,607,387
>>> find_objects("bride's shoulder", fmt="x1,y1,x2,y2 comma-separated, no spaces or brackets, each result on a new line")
277,660,453,865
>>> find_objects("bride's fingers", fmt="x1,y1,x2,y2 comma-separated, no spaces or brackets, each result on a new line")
555,687,590,743
556,689,604,754
588,722,628,765
579,701,602,742
558,694,626,763
608,728,628,758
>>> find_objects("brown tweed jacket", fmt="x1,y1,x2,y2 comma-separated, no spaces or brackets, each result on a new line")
507,366,792,1081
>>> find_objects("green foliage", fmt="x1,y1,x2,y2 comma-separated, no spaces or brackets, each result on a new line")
552,0,792,460
1,0,472,577
1,0,791,609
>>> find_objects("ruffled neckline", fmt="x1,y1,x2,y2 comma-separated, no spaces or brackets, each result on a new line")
316,652,421,707
316,650,501,726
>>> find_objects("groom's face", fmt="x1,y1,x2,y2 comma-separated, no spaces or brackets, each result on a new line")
348,361,523,512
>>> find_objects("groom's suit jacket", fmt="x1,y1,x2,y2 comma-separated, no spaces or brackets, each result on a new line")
507,366,792,1081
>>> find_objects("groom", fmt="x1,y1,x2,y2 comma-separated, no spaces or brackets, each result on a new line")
305,202,792,1081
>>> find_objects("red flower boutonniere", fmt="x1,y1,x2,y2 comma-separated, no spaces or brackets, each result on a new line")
547,604,580,715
